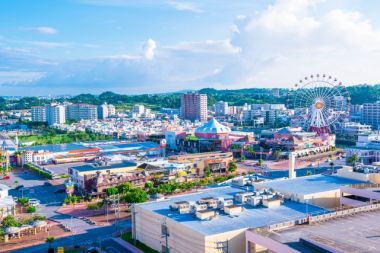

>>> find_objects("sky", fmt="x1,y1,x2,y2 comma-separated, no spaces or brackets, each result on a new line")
1,0,380,96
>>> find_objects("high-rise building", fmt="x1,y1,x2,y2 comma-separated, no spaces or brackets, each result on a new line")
215,101,229,116
66,104,98,121
107,104,116,116
45,104,66,126
98,103,109,119
180,93,207,122
31,106,46,122
362,101,380,129
133,104,145,116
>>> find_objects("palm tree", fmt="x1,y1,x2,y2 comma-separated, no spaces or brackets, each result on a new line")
14,151,24,168
46,236,55,252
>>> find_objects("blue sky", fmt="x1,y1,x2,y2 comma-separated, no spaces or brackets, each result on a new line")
1,0,380,95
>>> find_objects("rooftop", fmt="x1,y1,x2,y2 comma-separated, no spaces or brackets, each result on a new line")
137,186,327,236
268,208,380,252
22,143,89,153
72,161,137,172
254,175,364,196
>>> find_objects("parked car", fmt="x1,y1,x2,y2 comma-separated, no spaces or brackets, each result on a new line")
15,185,24,190
1,175,10,180
28,198,40,207
13,196,18,202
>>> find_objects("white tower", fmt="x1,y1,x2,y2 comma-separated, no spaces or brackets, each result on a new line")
289,152,296,179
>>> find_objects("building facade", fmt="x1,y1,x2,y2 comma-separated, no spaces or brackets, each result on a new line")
31,106,46,122
66,103,98,121
45,104,66,126
180,93,208,122
362,101,380,129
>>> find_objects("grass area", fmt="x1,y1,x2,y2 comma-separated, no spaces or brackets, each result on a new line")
19,132,113,145
121,232,159,253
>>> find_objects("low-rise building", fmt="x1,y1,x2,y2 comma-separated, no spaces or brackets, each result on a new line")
0,184,16,218
69,160,137,192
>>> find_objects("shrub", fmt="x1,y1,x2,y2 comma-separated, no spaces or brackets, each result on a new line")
26,206,36,213
18,197,29,206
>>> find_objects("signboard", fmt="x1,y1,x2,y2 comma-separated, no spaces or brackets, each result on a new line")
57,247,64,253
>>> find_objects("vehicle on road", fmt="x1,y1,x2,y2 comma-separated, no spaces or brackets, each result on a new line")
15,185,24,190
1,175,10,180
28,198,41,207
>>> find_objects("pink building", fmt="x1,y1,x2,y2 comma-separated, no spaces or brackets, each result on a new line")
180,93,208,122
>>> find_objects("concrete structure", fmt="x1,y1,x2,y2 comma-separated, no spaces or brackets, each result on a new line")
215,101,229,116
45,103,66,126
30,106,46,122
253,175,364,208
132,186,326,253
345,134,380,164
362,101,380,129
168,152,233,176
66,103,98,121
98,103,109,119
97,103,115,119
245,205,380,252
0,183,16,218
180,93,208,122
69,160,137,191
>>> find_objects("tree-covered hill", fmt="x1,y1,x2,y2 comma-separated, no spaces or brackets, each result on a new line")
1,84,380,111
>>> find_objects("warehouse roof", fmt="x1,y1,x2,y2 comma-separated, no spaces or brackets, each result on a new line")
137,186,327,235
254,175,364,196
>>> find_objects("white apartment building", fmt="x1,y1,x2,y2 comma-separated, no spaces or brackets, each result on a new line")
31,106,46,122
45,104,66,126
133,104,145,116
23,150,54,165
362,101,380,130
215,101,229,116
98,103,109,119
66,104,98,121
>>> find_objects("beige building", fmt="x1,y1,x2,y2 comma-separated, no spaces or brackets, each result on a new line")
132,185,327,253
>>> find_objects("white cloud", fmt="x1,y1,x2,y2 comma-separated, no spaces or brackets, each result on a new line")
167,1,203,13
4,0,380,95
24,26,58,35
144,39,157,60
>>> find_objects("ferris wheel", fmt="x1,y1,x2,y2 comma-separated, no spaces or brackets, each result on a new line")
289,74,351,134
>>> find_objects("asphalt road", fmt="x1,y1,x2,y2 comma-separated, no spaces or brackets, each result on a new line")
12,220,132,253
2,170,132,252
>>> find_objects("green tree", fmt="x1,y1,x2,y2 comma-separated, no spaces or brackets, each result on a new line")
274,150,282,161
257,159,264,167
46,236,55,249
117,182,132,194
26,206,36,213
124,188,148,203
228,161,238,173
106,187,119,196
2,215,18,227
306,170,313,176
204,166,212,177
347,153,359,165
241,154,246,162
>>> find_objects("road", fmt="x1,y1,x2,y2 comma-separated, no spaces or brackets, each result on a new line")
2,169,132,252
11,219,132,253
